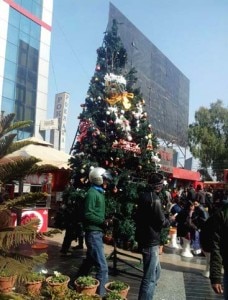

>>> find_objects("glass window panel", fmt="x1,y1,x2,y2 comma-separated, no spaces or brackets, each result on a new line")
7,25,19,46
26,90,36,106
5,42,18,63
1,97,15,115
28,50,38,72
2,79,15,99
15,102,23,121
4,60,16,81
30,37,39,49
27,70,37,90
18,49,27,66
34,0,43,6
13,0,22,6
30,21,41,41
24,106,35,121
32,1,42,19
18,41,28,66
19,31,29,44
19,39,28,51
20,16,30,35
17,66,26,85
16,84,26,103
9,8,20,28
21,0,32,12
17,130,32,140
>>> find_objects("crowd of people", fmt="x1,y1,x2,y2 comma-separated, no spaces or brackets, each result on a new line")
56,168,228,299
163,183,228,300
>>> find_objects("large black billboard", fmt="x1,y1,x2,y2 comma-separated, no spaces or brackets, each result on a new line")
108,3,189,147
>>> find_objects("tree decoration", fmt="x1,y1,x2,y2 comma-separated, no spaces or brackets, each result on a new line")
112,139,141,154
104,73,134,109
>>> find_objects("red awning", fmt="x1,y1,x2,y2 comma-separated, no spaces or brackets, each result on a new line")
172,167,200,181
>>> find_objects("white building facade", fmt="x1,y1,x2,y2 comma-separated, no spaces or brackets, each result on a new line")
0,0,53,140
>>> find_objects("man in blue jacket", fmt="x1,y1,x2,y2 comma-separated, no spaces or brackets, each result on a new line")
134,173,170,300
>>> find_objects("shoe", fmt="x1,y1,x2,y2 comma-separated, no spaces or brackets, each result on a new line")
193,249,202,256
202,270,210,278
72,245,83,250
60,251,72,256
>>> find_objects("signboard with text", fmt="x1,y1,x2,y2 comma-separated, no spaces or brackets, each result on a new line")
53,92,70,152
40,118,58,131
158,146,173,173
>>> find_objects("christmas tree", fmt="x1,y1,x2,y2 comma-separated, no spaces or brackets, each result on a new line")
69,20,161,245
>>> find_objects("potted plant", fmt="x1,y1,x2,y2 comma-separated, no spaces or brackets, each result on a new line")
75,276,100,295
159,227,170,254
0,270,17,294
24,271,45,297
103,290,126,300
46,271,70,296
104,281,130,299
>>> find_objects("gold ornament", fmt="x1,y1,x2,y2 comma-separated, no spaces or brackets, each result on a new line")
106,92,134,109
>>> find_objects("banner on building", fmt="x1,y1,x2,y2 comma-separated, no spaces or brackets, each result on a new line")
40,118,58,130
53,92,70,151
158,146,173,173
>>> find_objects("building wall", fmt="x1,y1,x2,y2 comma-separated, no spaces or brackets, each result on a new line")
0,0,53,140
108,3,190,147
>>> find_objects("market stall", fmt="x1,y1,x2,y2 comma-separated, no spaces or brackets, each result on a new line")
3,138,72,231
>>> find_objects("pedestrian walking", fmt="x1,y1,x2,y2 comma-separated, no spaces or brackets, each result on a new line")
134,173,170,300
73,167,112,296
210,202,228,299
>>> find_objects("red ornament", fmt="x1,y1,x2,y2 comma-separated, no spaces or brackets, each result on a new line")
113,186,118,193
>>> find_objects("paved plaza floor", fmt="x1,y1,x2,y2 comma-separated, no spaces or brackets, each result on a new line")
18,229,223,300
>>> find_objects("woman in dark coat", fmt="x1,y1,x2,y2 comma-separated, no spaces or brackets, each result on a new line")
176,201,196,241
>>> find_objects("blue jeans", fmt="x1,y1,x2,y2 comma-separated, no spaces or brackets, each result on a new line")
138,245,161,300
83,231,108,296
224,270,228,300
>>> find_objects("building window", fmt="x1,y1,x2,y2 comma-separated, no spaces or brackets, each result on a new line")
13,0,43,19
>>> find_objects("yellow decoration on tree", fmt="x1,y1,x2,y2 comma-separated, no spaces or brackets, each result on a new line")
106,92,134,109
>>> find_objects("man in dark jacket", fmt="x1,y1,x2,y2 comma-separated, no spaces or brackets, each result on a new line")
210,202,228,299
135,173,170,300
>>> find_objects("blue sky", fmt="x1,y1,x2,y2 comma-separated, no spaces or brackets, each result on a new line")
48,0,228,153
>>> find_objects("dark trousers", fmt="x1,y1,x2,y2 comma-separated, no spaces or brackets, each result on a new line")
60,224,84,253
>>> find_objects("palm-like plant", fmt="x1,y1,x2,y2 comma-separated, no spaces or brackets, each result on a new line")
0,113,47,283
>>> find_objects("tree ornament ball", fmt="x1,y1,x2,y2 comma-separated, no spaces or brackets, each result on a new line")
80,169,85,174
96,64,101,70
127,134,133,141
